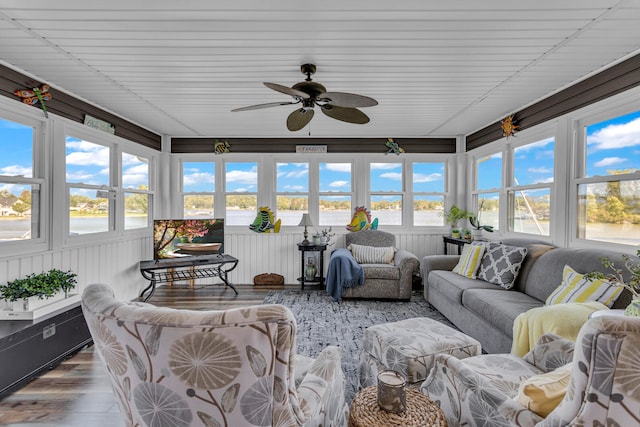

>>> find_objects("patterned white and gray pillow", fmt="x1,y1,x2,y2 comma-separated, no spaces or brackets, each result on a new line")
476,242,528,289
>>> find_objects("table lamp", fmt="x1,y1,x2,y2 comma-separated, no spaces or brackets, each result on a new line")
298,213,313,244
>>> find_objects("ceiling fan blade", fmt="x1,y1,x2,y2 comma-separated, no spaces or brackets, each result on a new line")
231,101,299,112
264,82,310,99
318,92,378,108
286,108,315,131
321,104,370,124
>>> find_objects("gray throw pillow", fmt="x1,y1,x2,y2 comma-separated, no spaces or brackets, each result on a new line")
477,242,528,289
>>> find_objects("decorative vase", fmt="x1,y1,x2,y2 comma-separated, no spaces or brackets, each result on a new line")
472,229,483,240
451,231,461,239
624,299,640,317
305,262,317,281
312,235,321,245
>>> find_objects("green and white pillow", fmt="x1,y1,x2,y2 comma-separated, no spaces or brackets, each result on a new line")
545,265,623,307
452,243,486,279
476,242,528,289
348,243,396,264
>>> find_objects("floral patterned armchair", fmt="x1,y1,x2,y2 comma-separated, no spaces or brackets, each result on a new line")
421,315,640,426
81,283,348,427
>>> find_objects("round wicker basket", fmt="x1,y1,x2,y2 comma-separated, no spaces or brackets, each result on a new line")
348,386,448,427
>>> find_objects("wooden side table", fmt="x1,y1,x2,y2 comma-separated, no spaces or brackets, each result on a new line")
348,386,448,427
297,242,327,289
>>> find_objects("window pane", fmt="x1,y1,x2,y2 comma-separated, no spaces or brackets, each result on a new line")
477,153,502,190
320,163,351,192
183,162,214,193
184,195,214,218
371,195,402,225
513,138,554,186
319,196,351,225
69,188,109,234
277,163,308,192
122,153,149,189
226,162,257,192
414,195,444,226
413,163,444,192
477,193,499,230
370,163,402,192
0,183,39,241
226,194,256,226
276,195,308,226
585,110,640,178
0,118,33,178
578,180,640,245
508,188,550,235
124,192,148,230
66,137,109,185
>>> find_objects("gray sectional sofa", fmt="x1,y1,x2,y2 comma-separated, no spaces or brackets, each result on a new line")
422,238,635,354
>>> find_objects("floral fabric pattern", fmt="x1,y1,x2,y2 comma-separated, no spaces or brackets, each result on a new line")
81,283,348,427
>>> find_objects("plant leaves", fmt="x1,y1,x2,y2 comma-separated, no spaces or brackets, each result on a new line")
221,383,240,413
246,345,267,377
126,345,147,381
145,325,162,356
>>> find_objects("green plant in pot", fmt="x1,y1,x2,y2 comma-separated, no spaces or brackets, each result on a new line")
451,228,461,238
585,250,640,316
1,269,77,311
442,205,473,236
469,215,494,240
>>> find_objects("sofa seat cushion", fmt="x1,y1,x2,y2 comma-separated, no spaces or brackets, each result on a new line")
462,289,543,337
362,264,400,280
429,270,498,304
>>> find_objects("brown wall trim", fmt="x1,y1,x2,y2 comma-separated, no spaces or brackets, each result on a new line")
466,53,640,151
0,64,161,150
171,137,456,154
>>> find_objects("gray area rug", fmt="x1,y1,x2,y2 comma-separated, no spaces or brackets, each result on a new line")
262,289,455,403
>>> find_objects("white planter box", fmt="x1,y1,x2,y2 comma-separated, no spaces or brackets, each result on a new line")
1,294,80,320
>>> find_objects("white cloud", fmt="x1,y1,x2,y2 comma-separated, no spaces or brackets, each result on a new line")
66,142,110,167
124,164,148,176
371,163,401,170
0,165,31,176
184,172,214,186
379,172,402,180
413,173,442,183
226,169,257,184
323,163,351,173
528,167,552,174
283,185,305,191
329,180,348,188
534,177,554,184
283,169,308,179
594,157,627,167
588,118,640,150
515,137,554,152
123,174,148,187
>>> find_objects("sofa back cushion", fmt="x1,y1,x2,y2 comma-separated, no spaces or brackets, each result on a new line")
523,248,634,308
345,230,395,248
499,238,556,293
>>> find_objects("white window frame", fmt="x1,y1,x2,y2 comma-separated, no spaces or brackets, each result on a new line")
121,150,153,231
180,159,215,219
410,160,448,227
275,160,309,226
318,159,354,227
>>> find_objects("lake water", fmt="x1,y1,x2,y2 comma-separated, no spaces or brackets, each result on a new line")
1,211,638,245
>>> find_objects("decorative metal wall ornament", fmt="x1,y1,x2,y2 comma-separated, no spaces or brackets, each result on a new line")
213,139,231,154
14,84,51,118
500,114,519,138
384,137,405,155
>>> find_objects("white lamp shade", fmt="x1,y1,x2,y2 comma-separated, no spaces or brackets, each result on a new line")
298,213,314,227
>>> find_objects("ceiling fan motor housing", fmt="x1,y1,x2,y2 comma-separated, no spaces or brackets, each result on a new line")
292,81,326,99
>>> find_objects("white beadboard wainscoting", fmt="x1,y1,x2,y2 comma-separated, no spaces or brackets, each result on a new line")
0,232,446,303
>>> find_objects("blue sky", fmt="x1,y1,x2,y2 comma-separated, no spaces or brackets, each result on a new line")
586,110,640,177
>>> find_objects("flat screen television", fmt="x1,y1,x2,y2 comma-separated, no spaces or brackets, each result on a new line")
153,219,224,259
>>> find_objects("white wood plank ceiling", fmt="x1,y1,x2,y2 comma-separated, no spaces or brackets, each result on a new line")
1,0,640,138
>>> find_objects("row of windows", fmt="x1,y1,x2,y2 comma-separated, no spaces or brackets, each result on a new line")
180,160,448,227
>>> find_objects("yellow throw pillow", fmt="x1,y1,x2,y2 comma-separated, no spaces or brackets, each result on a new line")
452,243,485,279
545,265,623,307
517,363,572,417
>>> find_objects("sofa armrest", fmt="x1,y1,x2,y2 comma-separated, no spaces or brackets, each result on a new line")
421,255,460,300
523,333,575,372
394,249,420,298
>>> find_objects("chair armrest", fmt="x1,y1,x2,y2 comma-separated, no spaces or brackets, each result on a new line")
296,346,346,425
421,255,460,300
523,333,575,372
394,249,420,298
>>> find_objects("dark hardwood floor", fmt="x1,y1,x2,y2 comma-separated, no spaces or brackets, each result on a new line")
0,283,294,426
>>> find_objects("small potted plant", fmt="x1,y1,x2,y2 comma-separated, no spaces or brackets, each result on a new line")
442,205,473,236
461,229,473,241
320,227,336,246
451,228,461,239
469,215,494,240
1,269,77,312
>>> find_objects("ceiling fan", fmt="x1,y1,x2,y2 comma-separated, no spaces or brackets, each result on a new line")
231,64,378,131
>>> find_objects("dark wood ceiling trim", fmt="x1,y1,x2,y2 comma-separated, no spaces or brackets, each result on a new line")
0,64,161,150
466,53,640,151
171,137,456,154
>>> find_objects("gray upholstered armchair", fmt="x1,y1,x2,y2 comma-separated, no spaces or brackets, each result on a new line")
81,283,349,427
341,230,420,300
421,315,640,426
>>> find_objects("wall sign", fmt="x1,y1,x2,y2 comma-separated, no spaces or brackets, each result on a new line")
84,114,115,135
295,145,327,153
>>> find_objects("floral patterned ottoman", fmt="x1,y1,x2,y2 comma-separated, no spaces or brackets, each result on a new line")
359,317,482,388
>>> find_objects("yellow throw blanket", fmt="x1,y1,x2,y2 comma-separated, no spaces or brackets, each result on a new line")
512,301,608,357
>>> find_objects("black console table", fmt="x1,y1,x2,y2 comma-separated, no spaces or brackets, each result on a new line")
297,243,327,289
139,254,239,302
443,236,471,255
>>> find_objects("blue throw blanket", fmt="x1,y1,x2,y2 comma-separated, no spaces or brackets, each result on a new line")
326,248,365,301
